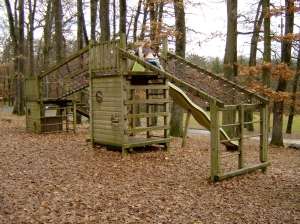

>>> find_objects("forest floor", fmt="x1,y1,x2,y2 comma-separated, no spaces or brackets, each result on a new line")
0,109,299,223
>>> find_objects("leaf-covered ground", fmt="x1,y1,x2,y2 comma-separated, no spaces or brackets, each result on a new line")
0,110,299,223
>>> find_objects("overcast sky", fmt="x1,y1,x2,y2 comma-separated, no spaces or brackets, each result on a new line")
182,0,286,59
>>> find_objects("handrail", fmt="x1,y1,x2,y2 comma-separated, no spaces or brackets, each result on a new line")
57,83,90,100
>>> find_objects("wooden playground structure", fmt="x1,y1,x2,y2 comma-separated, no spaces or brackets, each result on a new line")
25,34,271,181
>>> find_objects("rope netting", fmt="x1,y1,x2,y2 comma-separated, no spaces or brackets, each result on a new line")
38,45,266,110
40,50,89,99
164,54,263,107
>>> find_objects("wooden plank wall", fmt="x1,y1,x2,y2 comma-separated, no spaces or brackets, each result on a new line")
90,40,120,72
91,76,125,147
25,78,38,98
26,102,39,132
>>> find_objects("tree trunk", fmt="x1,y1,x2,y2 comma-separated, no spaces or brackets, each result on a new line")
139,2,149,41
41,1,53,73
77,0,84,50
27,0,37,78
170,0,186,137
149,1,155,41
53,0,63,62
82,10,89,46
157,1,164,41
99,0,110,41
90,0,98,41
245,0,263,131
262,0,271,133
15,0,25,116
133,0,142,42
119,0,126,37
76,0,89,46
76,0,84,124
5,0,25,115
270,0,294,147
4,0,18,109
222,0,237,138
286,37,300,133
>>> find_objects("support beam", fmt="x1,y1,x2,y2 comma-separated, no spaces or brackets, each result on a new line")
182,110,191,147
214,161,271,181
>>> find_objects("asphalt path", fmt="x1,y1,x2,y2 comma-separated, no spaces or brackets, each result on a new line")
1,105,299,146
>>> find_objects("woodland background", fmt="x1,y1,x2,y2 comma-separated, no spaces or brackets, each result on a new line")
0,0,300,222
0,0,300,147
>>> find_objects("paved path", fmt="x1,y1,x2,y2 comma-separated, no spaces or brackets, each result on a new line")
2,105,299,146
1,105,13,113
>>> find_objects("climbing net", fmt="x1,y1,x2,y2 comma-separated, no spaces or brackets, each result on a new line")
40,50,89,99
165,53,263,107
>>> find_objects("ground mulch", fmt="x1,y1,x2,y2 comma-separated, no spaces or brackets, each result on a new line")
0,111,299,223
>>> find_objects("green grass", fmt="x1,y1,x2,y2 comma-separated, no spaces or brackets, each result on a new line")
183,112,300,134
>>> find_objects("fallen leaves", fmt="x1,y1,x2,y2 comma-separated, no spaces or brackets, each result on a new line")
0,111,300,223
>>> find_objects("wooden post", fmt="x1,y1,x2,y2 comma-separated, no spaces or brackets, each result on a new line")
73,100,77,134
36,76,42,133
237,105,244,169
210,99,220,182
120,34,129,151
182,110,191,147
146,89,151,138
260,103,268,172
130,89,135,133
0,97,3,110
120,33,127,72
122,147,128,155
164,79,170,139
162,38,168,70
164,79,170,151
89,40,95,147
121,76,128,149
37,101,42,133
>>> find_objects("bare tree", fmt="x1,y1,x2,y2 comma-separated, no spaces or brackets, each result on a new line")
100,0,110,41
245,0,264,131
286,43,300,133
53,0,63,62
139,2,149,40
4,0,26,115
262,0,271,130
133,0,143,42
27,0,37,77
149,1,155,40
119,0,126,37
90,0,98,41
41,1,53,72
169,0,186,137
222,0,238,138
77,0,84,50
270,0,294,147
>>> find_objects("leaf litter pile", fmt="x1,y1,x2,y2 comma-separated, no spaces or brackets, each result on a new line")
0,110,299,223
